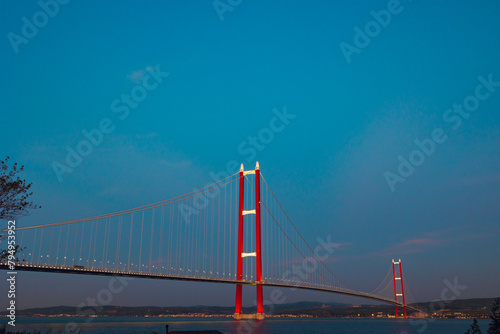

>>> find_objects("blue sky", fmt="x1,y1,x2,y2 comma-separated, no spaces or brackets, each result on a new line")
1,0,500,309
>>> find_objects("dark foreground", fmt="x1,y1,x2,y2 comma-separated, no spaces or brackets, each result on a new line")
0,317,492,334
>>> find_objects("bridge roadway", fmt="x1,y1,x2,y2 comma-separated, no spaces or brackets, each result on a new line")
0,261,421,314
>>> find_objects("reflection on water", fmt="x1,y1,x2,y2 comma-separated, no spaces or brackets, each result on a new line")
4,317,491,334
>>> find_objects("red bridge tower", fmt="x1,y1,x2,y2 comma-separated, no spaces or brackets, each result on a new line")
392,259,407,318
234,162,264,320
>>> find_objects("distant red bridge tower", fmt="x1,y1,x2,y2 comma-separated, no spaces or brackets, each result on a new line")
392,259,407,318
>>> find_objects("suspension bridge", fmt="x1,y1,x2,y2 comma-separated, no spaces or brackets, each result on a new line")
0,162,421,319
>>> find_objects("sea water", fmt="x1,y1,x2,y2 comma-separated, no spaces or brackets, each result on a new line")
1,317,492,334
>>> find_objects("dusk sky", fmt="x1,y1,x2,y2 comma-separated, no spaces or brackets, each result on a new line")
1,1,500,309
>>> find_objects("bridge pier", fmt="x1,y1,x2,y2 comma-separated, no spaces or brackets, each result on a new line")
233,313,265,320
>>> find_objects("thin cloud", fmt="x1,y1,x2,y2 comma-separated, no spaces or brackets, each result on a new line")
321,227,487,264
372,226,488,257
375,237,448,257
127,65,157,84
460,172,500,186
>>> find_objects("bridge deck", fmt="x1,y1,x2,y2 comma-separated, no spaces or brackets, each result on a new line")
0,262,421,313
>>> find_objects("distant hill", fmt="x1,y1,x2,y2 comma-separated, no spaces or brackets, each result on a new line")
0,301,348,317
409,297,499,317
284,297,500,318
2,298,497,318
